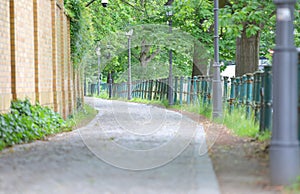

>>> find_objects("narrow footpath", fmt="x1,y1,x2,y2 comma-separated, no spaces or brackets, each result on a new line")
0,97,220,194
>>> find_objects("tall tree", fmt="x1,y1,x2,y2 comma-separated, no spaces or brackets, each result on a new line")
220,0,275,76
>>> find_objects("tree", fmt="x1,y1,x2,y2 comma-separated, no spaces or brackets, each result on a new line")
220,0,275,76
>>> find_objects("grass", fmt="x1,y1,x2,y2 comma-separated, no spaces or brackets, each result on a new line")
175,102,269,140
128,98,169,107
172,103,212,119
94,94,270,140
222,108,259,137
284,176,300,193
66,104,98,130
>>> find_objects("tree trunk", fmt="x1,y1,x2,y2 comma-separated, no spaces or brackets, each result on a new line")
192,42,204,78
139,39,160,68
235,29,260,76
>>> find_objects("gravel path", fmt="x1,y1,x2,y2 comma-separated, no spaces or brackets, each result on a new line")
0,97,220,194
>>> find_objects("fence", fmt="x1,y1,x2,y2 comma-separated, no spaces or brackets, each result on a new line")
87,66,273,132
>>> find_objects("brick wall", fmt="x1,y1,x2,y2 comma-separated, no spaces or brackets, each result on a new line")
54,4,63,114
0,0,79,117
11,0,35,102
35,0,53,107
63,15,69,117
0,1,11,113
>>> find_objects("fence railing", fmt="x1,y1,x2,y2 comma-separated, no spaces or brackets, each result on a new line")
86,66,273,132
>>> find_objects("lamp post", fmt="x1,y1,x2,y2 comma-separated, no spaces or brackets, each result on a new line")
164,0,173,106
96,43,101,95
106,44,112,98
126,29,133,100
270,0,299,185
212,0,222,119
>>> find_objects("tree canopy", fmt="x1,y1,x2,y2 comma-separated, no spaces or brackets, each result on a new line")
64,0,299,82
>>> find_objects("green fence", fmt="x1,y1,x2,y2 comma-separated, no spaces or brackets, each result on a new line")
88,66,273,132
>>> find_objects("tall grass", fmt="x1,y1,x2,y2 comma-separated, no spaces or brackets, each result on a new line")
222,107,259,137
94,94,270,140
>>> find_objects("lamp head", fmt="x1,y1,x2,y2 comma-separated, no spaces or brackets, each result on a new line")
164,0,173,16
125,29,134,37
96,46,101,56
101,0,108,7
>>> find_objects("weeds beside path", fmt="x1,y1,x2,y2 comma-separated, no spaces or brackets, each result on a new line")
176,110,283,194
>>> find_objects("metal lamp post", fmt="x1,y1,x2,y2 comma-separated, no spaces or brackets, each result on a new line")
126,29,133,100
164,0,173,106
212,0,222,118
106,45,112,98
96,44,101,95
270,0,299,185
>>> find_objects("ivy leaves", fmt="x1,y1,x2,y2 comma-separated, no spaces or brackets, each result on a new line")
0,99,67,150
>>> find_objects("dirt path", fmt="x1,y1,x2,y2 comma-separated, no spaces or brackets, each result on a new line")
176,110,283,194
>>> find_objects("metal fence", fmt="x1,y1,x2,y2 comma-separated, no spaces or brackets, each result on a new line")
87,66,273,132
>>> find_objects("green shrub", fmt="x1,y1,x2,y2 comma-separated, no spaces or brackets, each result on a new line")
0,99,67,150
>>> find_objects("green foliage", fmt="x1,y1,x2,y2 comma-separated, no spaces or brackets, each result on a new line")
96,92,109,99
0,99,67,150
66,104,98,130
129,98,168,108
65,0,214,84
219,0,275,60
257,131,271,142
284,176,300,193
222,108,259,137
174,103,267,140
64,0,95,69
172,103,212,119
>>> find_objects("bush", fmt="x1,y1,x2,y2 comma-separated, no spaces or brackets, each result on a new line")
0,99,67,150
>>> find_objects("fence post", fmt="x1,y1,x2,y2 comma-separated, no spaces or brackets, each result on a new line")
108,72,112,98
174,77,178,103
241,75,247,105
133,81,137,98
263,65,272,131
187,77,191,105
235,77,241,108
246,73,253,119
159,79,162,100
207,76,212,105
159,79,163,100
223,76,229,102
193,76,198,104
200,76,204,103
254,71,263,123
203,76,208,105
154,80,158,100
259,73,265,132
143,80,148,99
229,77,235,114
164,78,168,100
161,79,165,100
142,80,146,99
179,76,184,105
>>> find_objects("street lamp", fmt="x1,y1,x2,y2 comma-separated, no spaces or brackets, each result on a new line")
270,0,299,185
212,0,222,118
96,43,101,95
101,0,108,7
164,0,173,106
86,0,109,7
126,29,133,100
106,44,112,98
